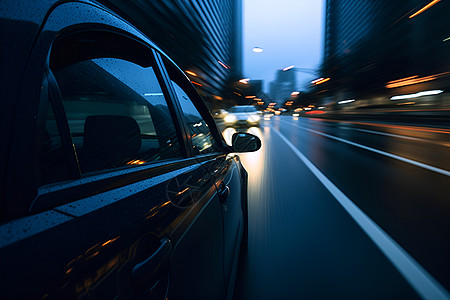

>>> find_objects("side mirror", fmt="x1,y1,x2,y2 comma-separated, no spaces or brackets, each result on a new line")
231,132,261,152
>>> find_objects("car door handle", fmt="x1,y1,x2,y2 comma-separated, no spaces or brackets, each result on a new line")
132,238,173,292
218,181,230,204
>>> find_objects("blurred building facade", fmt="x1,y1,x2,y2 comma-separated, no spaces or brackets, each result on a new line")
237,80,271,108
269,69,297,104
101,0,243,110
320,0,450,107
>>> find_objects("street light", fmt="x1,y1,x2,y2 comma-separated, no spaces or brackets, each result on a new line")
311,77,330,85
338,99,355,104
281,65,317,74
283,65,295,71
252,47,264,53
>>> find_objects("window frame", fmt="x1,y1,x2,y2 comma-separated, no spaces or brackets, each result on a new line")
31,30,197,212
157,54,230,158
51,49,187,175
48,28,191,171
3,1,230,220
5,2,217,218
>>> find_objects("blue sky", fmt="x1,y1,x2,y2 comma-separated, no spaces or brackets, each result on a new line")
243,0,325,92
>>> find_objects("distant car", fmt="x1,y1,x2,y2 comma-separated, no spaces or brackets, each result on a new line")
263,111,275,119
0,0,261,299
212,108,229,121
224,105,261,127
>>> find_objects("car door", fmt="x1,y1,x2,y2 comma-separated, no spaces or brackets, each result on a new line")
0,2,225,299
161,58,248,296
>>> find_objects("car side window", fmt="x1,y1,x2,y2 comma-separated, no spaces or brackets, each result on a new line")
49,33,182,175
164,60,220,155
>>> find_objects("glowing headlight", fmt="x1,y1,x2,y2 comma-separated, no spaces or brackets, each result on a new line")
248,115,260,122
224,115,237,123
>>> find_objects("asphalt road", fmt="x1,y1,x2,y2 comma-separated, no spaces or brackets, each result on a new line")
224,116,450,300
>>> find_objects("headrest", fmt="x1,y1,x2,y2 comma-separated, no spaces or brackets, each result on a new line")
82,115,141,172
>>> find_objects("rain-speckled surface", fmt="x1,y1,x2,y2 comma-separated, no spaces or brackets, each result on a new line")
0,210,72,248
55,164,200,216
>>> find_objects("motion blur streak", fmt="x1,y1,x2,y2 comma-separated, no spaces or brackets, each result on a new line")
409,0,441,18
386,72,450,88
386,75,437,88
352,128,441,145
391,90,443,100
338,99,355,104
217,61,231,69
305,110,325,115
309,118,450,135
281,120,450,176
311,77,330,85
274,129,450,300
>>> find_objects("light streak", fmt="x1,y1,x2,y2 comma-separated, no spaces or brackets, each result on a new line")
338,99,355,104
409,0,441,19
218,60,230,69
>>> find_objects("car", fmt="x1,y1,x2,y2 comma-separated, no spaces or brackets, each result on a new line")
212,108,229,119
0,0,261,299
224,105,261,127
262,111,275,119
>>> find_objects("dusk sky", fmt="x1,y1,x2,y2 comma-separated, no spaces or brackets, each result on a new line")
243,0,325,92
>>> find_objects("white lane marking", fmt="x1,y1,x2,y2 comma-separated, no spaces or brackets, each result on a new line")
280,119,450,177
273,129,450,300
353,128,450,148
353,128,425,141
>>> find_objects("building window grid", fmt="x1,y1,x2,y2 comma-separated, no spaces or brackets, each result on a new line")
333,0,380,56
196,2,232,67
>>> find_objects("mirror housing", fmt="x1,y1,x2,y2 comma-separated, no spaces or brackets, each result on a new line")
231,132,261,152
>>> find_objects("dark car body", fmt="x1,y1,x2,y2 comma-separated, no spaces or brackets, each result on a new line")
0,1,259,299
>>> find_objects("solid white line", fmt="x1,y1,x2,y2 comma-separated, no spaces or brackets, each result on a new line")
280,120,450,177
273,129,450,300
353,128,425,142
352,128,450,148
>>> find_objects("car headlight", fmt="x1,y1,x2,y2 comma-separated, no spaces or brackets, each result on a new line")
247,115,260,122
224,115,237,123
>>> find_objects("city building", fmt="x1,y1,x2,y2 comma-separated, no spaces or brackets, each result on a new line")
269,69,297,104
321,0,450,102
237,79,270,107
101,0,243,109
